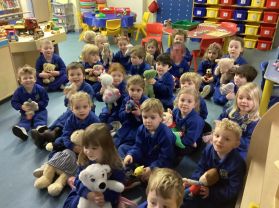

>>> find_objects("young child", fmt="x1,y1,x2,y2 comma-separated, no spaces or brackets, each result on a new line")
145,38,160,67
96,63,128,124
183,118,246,208
114,75,148,158
123,98,175,182
82,30,96,44
218,82,261,159
112,35,131,72
129,45,151,76
172,88,205,156
11,65,49,141
63,123,125,208
31,62,95,148
197,42,223,98
149,53,175,110
35,40,68,91
95,34,108,63
138,168,184,208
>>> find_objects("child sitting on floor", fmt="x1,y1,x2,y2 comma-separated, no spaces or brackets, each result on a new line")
129,45,151,76
145,38,161,67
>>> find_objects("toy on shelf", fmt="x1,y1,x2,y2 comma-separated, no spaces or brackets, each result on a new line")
13,18,41,36
44,18,60,33
7,30,18,42
95,12,106,18
0,26,7,40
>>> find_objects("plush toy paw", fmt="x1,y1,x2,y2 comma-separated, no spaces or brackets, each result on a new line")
48,183,64,196
34,176,53,189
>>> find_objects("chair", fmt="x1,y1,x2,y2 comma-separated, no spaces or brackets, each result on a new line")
101,19,122,37
77,11,90,41
192,38,224,72
134,12,151,41
141,22,164,52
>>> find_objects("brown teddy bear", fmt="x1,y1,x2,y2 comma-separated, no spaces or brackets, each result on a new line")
63,83,77,100
214,58,238,85
22,98,39,120
85,65,103,82
42,63,56,84
203,68,213,82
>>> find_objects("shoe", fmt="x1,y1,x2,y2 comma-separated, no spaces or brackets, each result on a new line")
31,129,46,149
200,85,211,98
12,125,28,141
124,170,141,190
33,164,46,178
36,125,48,133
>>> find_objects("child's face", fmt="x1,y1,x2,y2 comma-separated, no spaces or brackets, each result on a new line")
177,93,196,117
83,145,103,163
118,40,128,53
111,71,124,86
174,34,185,43
96,38,107,51
234,74,247,87
68,68,84,87
142,110,162,133
20,73,36,89
128,84,143,101
228,40,243,59
156,62,170,77
88,53,100,64
147,190,178,208
180,80,196,91
41,43,54,58
212,127,240,157
130,54,143,65
207,50,219,61
237,91,254,114
147,44,157,55
71,99,91,120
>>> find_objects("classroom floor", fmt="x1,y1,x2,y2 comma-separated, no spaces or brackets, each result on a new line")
0,32,278,208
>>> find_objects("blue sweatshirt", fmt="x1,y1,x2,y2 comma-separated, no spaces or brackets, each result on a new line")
130,62,151,76
112,50,131,73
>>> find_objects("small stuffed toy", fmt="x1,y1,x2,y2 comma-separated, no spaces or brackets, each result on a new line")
203,68,213,82
22,98,39,120
42,63,56,84
220,82,235,95
85,65,104,82
145,52,155,67
143,69,157,98
78,163,124,208
133,165,144,177
102,42,113,66
215,58,238,85
125,99,137,112
163,18,172,28
184,168,220,198
63,83,77,99
83,30,96,44
125,43,133,57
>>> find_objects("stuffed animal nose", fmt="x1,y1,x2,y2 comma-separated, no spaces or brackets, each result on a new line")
99,182,106,190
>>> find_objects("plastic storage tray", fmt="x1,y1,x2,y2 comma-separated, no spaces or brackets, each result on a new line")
259,25,275,37
207,0,219,4
257,39,272,50
244,38,257,48
245,25,259,35
233,10,248,20
237,23,245,33
266,0,279,8
220,9,234,19
236,0,251,6
220,0,235,4
206,8,219,18
263,12,279,23
193,7,207,17
247,10,262,21
251,0,265,7
172,20,199,30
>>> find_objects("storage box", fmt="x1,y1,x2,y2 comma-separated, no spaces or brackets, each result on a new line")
172,20,199,30
207,0,219,4
245,25,259,35
259,25,276,37
257,39,272,50
220,0,235,4
220,9,234,19
236,0,251,6
244,38,257,48
247,10,262,21
263,12,279,23
99,7,115,14
237,23,245,33
206,8,219,18
195,0,207,3
233,10,248,20
115,8,131,15
251,0,265,7
193,7,207,17
266,0,279,8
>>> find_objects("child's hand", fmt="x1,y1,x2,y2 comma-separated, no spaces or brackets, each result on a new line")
200,186,209,199
141,167,151,181
39,72,50,79
50,70,59,77
22,104,31,112
73,145,82,154
124,155,133,166
226,92,235,100
87,191,105,206
131,107,141,116
147,78,156,85
182,178,191,188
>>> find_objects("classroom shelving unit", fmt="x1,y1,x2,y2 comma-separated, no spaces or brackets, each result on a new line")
0,0,25,24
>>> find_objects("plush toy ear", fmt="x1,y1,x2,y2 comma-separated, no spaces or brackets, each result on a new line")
79,169,87,181
102,164,111,173
215,59,220,63
167,108,172,114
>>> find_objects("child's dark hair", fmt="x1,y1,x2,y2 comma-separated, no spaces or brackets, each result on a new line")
171,29,187,43
127,75,145,90
66,62,85,76
108,63,126,77
156,53,172,66
146,38,159,50
229,36,244,49
235,64,257,82
130,45,146,59
78,123,123,170
203,42,223,60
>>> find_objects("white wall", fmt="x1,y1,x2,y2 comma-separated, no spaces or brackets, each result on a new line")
20,0,33,18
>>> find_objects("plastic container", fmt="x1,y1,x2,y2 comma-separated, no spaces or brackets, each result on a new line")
207,0,219,4
251,0,266,7
236,0,252,6
266,0,279,8
99,7,115,14
233,10,248,20
220,0,235,4
220,9,234,19
257,39,272,50
172,20,199,30
115,8,131,15
245,24,259,35
206,8,219,18
263,12,279,23
259,25,276,37
193,7,207,17
52,2,73,15
244,38,257,48
247,10,262,21
237,23,245,33
195,0,207,3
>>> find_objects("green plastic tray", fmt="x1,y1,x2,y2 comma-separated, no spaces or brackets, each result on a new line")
172,20,199,30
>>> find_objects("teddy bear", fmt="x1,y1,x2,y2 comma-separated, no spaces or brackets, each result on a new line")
77,163,124,208
102,42,113,66
214,58,238,85
143,69,157,98
22,98,39,120
63,83,77,99
42,63,56,84
184,168,220,198
145,52,155,67
85,65,104,82
203,68,213,83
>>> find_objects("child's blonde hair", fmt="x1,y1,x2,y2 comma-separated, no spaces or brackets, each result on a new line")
174,88,200,112
215,118,242,141
146,168,184,208
81,44,99,62
17,65,36,81
78,123,123,170
83,30,96,44
40,39,53,49
130,45,146,60
95,34,108,45
203,42,223,60
229,82,261,121
140,98,164,118
116,35,130,44
180,72,202,90
171,29,187,43
127,75,145,91
108,63,126,77
69,91,93,109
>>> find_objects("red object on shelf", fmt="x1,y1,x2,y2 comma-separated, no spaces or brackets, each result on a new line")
257,39,272,50
99,7,115,14
259,25,276,37
220,0,235,4
266,0,279,8
263,12,279,23
115,8,131,15
148,1,159,13
219,9,234,19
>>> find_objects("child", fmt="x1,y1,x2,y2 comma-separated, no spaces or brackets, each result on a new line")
149,53,175,110
129,45,151,76
138,168,184,208
218,82,261,159
11,65,49,141
95,34,108,63
114,75,148,158
172,88,205,156
31,62,95,148
35,40,68,91
112,35,131,72
197,42,223,98
82,30,96,44
97,63,128,124
123,98,175,182
145,38,160,67
183,118,246,208
63,123,125,208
